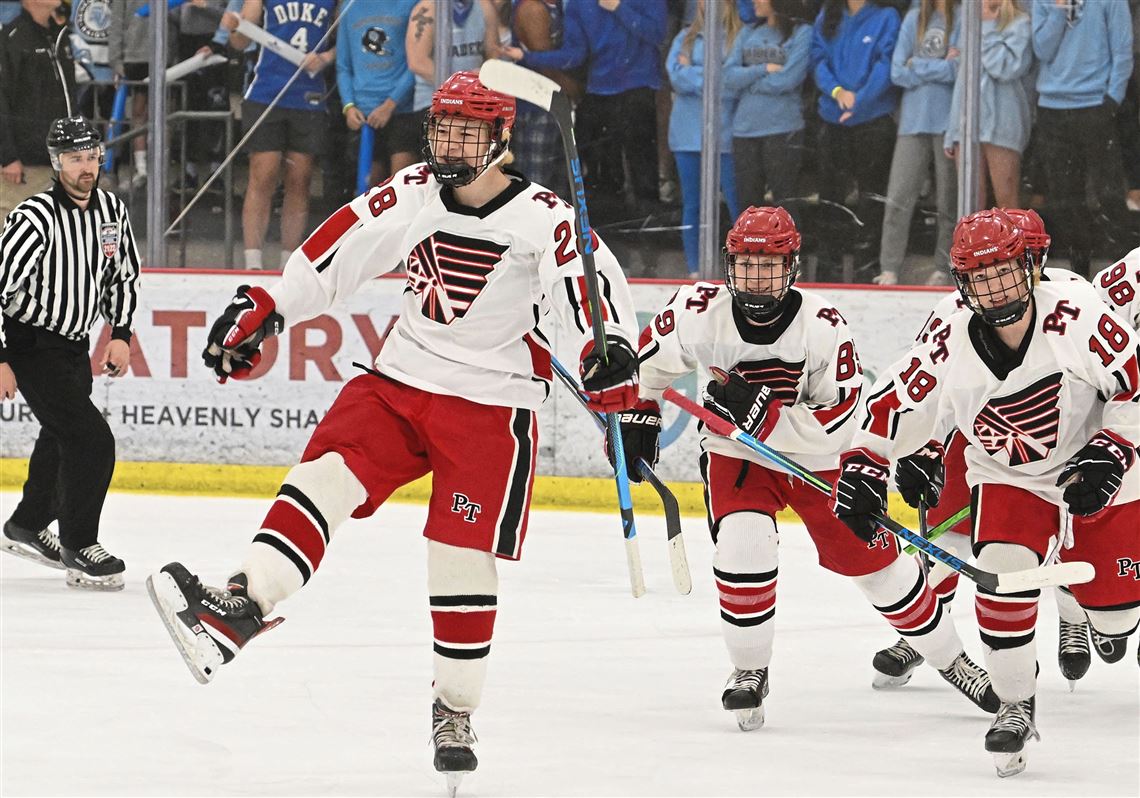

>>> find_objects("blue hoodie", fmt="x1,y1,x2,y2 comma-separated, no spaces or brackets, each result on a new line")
666,29,734,153
1032,0,1133,109
811,2,900,126
521,0,667,95
336,0,419,115
891,8,959,136
723,21,812,138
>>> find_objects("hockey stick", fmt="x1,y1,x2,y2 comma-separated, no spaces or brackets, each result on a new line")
902,504,971,555
479,61,645,597
550,356,692,594
660,387,1095,595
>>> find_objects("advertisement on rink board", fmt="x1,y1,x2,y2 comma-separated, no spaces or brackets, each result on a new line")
0,271,948,481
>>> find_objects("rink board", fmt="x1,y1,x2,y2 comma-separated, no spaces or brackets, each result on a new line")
0,271,946,485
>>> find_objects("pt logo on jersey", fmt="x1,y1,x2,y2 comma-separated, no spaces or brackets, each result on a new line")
731,358,805,406
405,231,508,324
451,493,482,523
972,373,1063,467
100,223,119,259
1117,558,1140,580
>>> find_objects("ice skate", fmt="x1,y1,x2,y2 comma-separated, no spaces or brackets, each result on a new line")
1091,628,1128,663
146,563,282,684
938,651,999,713
1058,619,1091,689
1,520,65,570
985,697,1039,777
60,543,124,590
721,668,769,731
872,637,924,688
431,699,477,797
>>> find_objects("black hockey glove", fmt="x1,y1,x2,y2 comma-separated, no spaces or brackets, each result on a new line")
1056,430,1136,516
895,440,945,509
580,335,639,413
833,450,890,543
202,285,284,382
704,367,781,439
605,399,662,483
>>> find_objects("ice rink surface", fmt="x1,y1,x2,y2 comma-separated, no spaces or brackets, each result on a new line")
2,492,1137,797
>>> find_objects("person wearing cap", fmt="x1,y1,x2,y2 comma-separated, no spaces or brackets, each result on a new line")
0,115,139,591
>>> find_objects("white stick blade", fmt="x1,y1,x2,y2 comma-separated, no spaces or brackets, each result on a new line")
478,61,559,111
626,537,647,598
669,536,692,595
996,561,1095,594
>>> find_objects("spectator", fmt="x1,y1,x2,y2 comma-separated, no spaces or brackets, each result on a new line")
407,0,499,115
944,0,1032,211
1032,0,1133,275
876,0,958,286
507,0,582,190
666,0,741,274
0,0,76,222
811,0,900,279
723,0,811,216
337,0,420,188
176,0,229,188
1117,0,1140,213
108,0,177,189
504,0,668,219
229,0,336,271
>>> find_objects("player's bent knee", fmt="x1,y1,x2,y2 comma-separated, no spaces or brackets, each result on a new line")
975,542,1040,574
427,540,498,595
850,553,918,605
1085,607,1140,639
286,452,368,517
713,512,778,573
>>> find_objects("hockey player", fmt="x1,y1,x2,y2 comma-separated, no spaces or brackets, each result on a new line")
146,72,640,786
1091,245,1140,668
616,206,997,732
834,209,1140,777
870,208,1099,690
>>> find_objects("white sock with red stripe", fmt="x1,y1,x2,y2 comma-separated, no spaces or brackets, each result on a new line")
929,531,972,608
429,540,498,713
713,512,778,671
975,543,1039,702
240,453,368,615
854,554,962,671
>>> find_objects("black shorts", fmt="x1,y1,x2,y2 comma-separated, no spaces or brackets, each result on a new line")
242,100,327,156
123,62,148,95
366,110,423,163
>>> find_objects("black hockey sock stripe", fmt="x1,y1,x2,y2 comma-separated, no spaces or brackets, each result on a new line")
277,484,329,543
429,594,498,608
713,566,778,585
976,584,1040,601
253,531,312,584
874,569,926,615
720,608,775,627
433,643,491,660
981,629,1036,650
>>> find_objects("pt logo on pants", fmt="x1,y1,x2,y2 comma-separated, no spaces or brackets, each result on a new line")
1117,557,1140,580
451,493,482,523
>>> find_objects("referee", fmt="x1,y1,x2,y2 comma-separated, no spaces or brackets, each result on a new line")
0,116,139,591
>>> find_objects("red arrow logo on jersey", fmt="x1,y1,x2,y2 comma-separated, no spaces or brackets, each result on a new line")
405,231,509,324
972,372,1063,467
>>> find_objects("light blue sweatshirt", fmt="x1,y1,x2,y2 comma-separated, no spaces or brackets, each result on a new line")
666,30,734,153
336,0,419,115
1032,0,1133,109
945,14,1033,153
811,2,900,126
891,8,958,136
723,22,812,138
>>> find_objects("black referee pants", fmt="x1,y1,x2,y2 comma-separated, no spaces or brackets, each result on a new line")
5,319,115,550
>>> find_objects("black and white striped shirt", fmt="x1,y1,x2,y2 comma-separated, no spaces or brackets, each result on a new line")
0,182,140,358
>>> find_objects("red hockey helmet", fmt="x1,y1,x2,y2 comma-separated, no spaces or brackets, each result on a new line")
1003,208,1051,272
949,209,1032,326
424,71,516,187
723,206,802,321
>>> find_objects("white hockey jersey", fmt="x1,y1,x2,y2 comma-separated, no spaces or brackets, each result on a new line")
1093,247,1140,332
854,280,1140,507
913,266,1085,346
266,164,637,410
638,284,864,473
